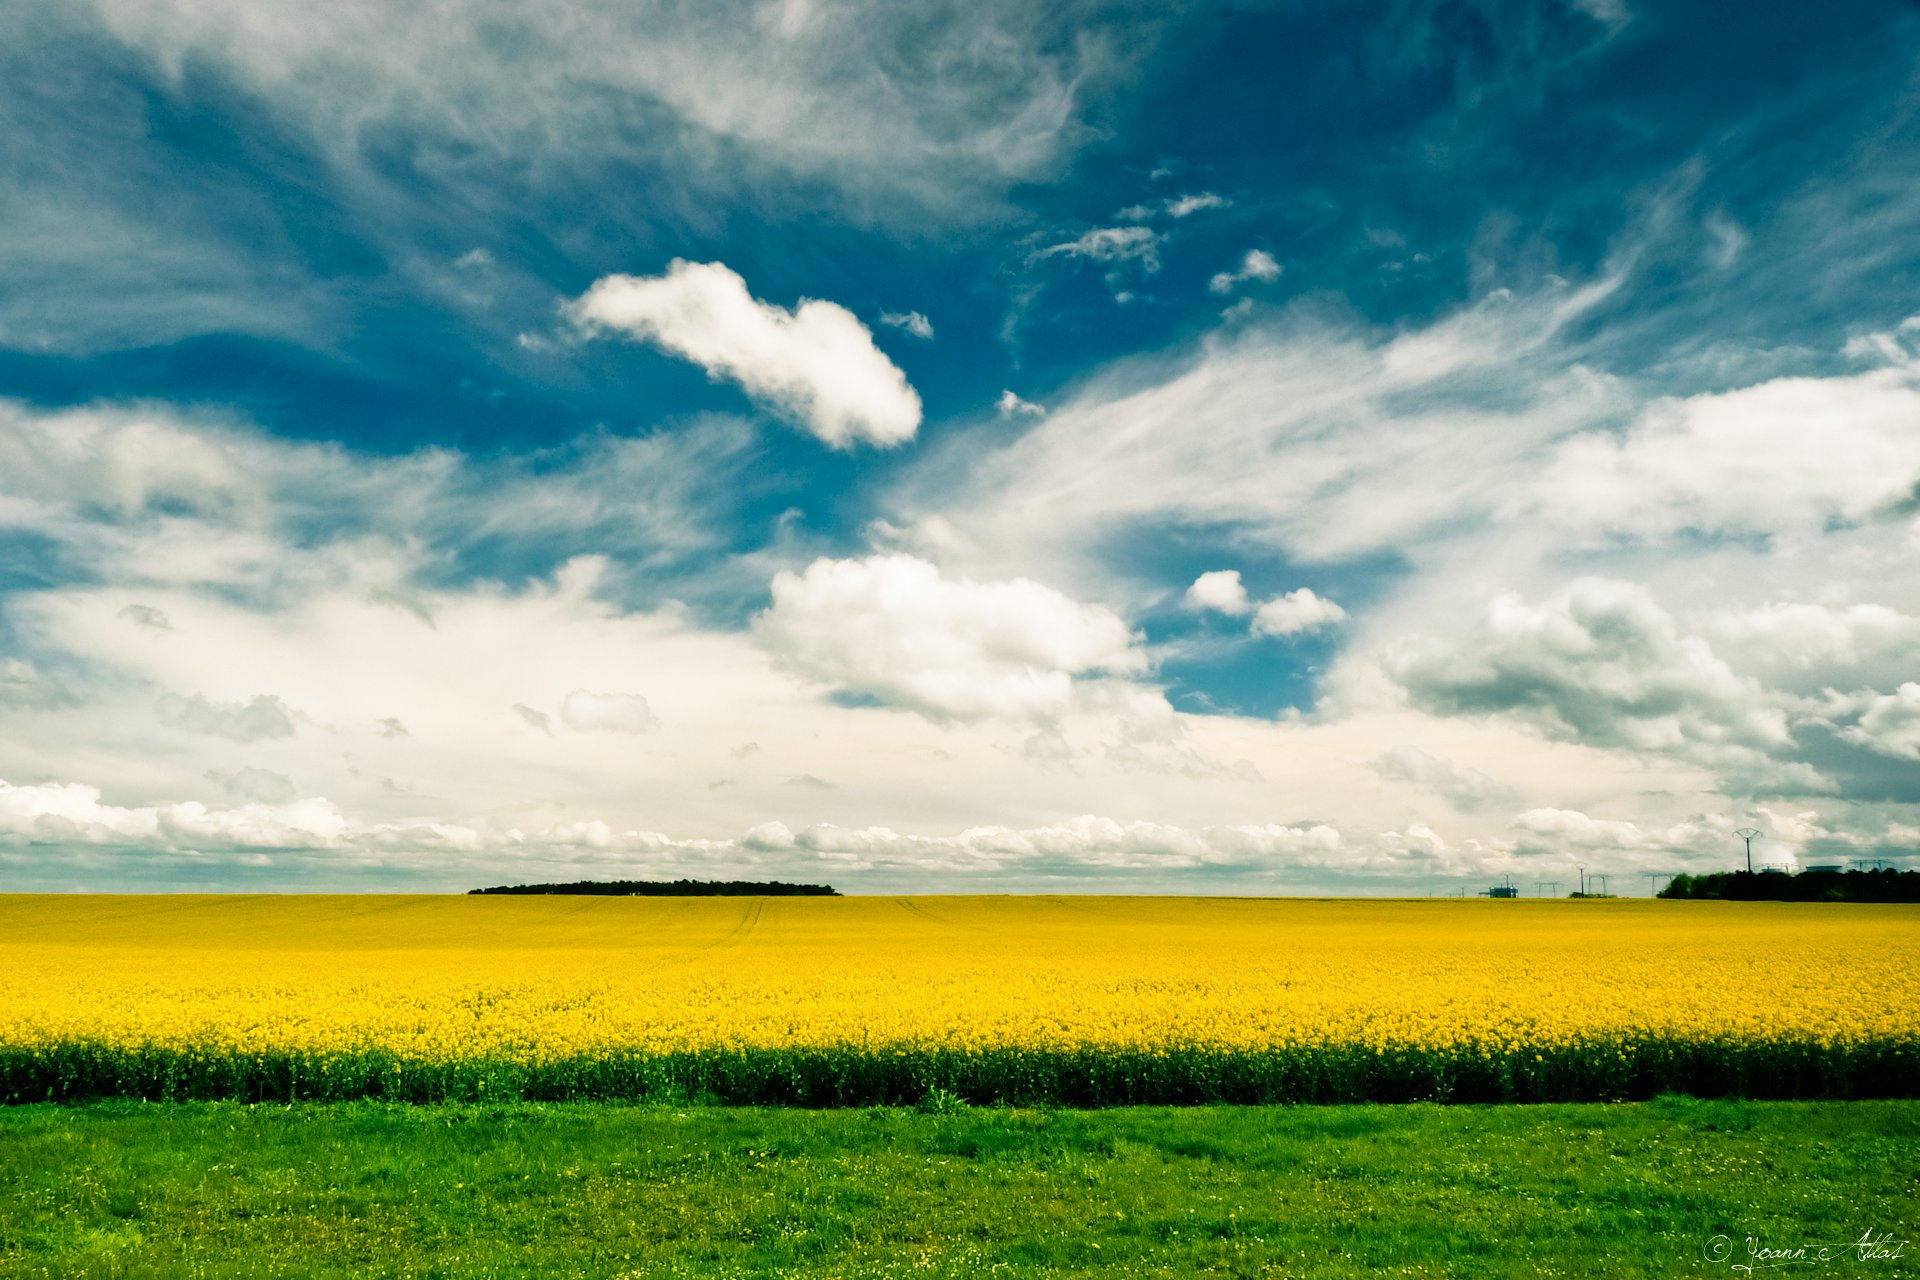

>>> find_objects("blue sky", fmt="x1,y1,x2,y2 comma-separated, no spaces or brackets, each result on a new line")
2,0,1918,893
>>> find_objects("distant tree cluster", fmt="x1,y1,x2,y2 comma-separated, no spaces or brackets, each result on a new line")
1659,868,1919,903
468,879,839,897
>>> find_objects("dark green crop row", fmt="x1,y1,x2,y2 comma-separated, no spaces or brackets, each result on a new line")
3,1037,1915,1107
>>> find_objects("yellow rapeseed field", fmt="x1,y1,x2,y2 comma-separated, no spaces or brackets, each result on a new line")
2,894,1914,1057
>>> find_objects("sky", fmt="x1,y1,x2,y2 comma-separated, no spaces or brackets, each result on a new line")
2,0,1918,894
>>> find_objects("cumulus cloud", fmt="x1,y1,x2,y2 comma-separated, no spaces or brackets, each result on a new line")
0,764,1856,885
1252,588,1346,636
754,553,1147,723
155,692,297,742
1372,746,1515,812
571,261,921,448
0,778,348,851
764,814,1344,872
556,690,660,735
1184,574,1342,633
1505,806,1820,872
1383,579,1789,764
1710,602,1920,674
1840,683,1920,761
1376,822,1449,859
1208,248,1282,294
880,310,934,340
1184,570,1251,615
1532,365,1920,541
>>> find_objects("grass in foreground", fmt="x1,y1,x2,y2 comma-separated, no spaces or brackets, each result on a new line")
1,1097,1914,1279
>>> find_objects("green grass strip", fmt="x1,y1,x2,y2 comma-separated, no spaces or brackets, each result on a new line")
2,1097,1915,1278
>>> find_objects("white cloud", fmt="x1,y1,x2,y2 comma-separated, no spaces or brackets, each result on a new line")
742,820,797,851
783,814,1343,871
906,275,1629,569
1703,212,1749,268
9,757,1877,887
1710,602,1919,672
155,692,297,743
1041,226,1162,272
1376,822,1449,859
559,690,661,735
1208,248,1282,294
1840,683,1920,761
1531,365,1920,542
0,165,329,356
1703,601,1920,708
0,659,67,710
0,778,349,851
1184,570,1250,615
1166,192,1229,218
1372,746,1515,812
116,603,172,631
572,261,921,449
997,390,1045,418
1123,192,1229,220
207,766,297,804
0,772,1354,879
68,0,1140,216
754,553,1146,723
1382,578,1790,762
0,397,759,602
880,310,934,340
0,405,256,521
1252,588,1346,636
1506,806,1814,872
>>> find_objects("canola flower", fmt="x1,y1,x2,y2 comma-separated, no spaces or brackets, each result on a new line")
0,895,1913,1104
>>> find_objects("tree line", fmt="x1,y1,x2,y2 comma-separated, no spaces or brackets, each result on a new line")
1659,868,1918,903
468,880,840,897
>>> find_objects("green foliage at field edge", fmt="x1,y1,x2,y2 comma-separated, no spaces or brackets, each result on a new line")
1,1098,1914,1279
1660,869,1920,902
4,1037,1915,1107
